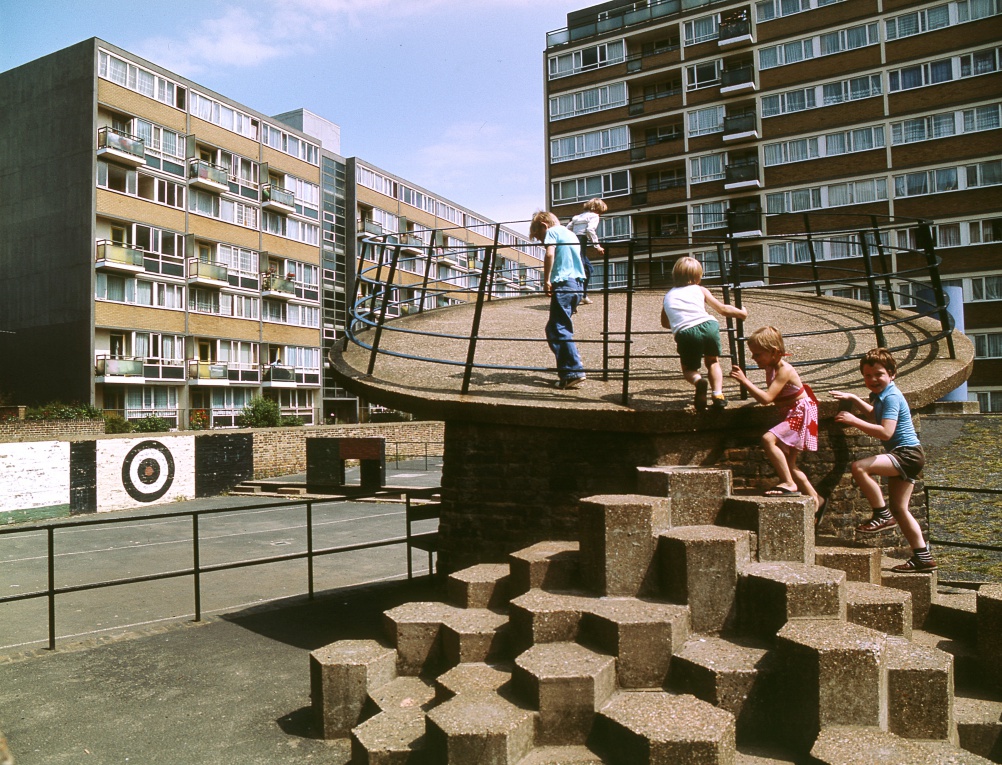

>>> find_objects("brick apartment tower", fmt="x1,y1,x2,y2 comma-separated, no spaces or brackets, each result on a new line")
544,0,1002,410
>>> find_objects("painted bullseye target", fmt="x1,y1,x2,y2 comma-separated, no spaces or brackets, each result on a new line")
122,440,175,502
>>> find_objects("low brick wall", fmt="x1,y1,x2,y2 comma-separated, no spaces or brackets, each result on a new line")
253,420,445,478
0,418,105,443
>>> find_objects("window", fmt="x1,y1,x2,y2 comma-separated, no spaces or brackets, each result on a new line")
694,249,722,276
964,102,1002,132
690,153,726,183
551,171,629,204
764,137,820,165
190,91,258,140
756,0,843,22
762,73,880,117
822,74,881,105
960,47,1001,76
767,178,887,213
958,0,1002,20
819,23,879,54
598,216,632,240
894,168,959,196
684,14,719,45
888,49,1001,92
965,159,1002,187
260,122,320,165
548,40,626,78
550,126,630,162
973,332,1002,357
98,50,186,109
974,390,1002,413
759,38,815,69
687,105,725,136
891,112,958,143
686,60,721,90
761,87,816,117
886,4,950,39
133,119,185,175
692,201,727,230
970,218,1002,243
549,82,628,120
971,275,1002,301
220,293,260,319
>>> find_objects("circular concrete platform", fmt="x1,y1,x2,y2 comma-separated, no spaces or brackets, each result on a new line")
331,290,973,432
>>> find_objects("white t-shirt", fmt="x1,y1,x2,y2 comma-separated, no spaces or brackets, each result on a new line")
663,284,713,335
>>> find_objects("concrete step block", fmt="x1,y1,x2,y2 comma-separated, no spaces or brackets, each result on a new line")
734,744,799,763
441,608,510,666
435,662,512,703
977,584,1002,691
509,541,580,597
845,581,913,638
773,619,887,750
448,562,511,610
884,636,955,742
513,642,617,746
509,590,593,654
595,690,736,764
814,546,881,584
636,466,732,526
425,693,536,765
351,708,427,765
230,484,261,494
368,676,436,716
277,486,307,496
810,726,995,765
516,745,606,764
954,694,1002,762
928,588,979,642
310,639,397,739
911,629,982,693
581,598,691,688
382,601,463,676
658,525,751,634
881,557,936,628
736,562,846,640
578,494,671,597
669,635,775,743
717,495,814,564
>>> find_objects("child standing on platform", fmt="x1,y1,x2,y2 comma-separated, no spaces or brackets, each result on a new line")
568,198,607,305
661,256,748,411
832,348,935,572
729,326,821,511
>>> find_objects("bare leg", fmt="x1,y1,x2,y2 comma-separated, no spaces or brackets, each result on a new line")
850,455,890,508
788,450,820,510
705,356,723,392
762,432,797,491
682,367,702,387
888,477,926,549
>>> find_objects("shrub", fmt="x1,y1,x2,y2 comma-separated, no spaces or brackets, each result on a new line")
25,401,103,421
189,409,210,430
281,415,304,427
104,414,134,434
134,415,173,433
236,397,282,428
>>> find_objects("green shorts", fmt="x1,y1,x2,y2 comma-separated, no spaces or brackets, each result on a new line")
675,319,722,371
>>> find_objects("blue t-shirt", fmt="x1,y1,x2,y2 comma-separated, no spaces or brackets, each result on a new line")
544,225,586,284
870,381,920,450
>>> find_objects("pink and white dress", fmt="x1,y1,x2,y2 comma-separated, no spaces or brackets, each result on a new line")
767,368,818,452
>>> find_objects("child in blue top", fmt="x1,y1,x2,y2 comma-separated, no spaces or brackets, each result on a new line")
832,347,934,572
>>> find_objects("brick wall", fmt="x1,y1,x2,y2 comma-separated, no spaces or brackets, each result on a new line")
0,419,105,443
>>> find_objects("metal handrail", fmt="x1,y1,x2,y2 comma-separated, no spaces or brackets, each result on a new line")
0,491,430,650
345,213,958,407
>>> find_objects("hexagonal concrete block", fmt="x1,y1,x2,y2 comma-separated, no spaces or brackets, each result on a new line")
509,541,580,597
845,581,913,637
954,695,1002,762
582,597,691,688
508,590,593,654
718,496,814,564
425,693,535,765
368,676,436,716
635,466,732,526
514,642,616,746
596,690,736,765
881,559,936,628
977,583,1002,690
579,494,671,597
448,563,511,610
310,639,397,739
884,636,955,742
773,619,886,750
351,708,427,764
810,726,988,765
814,546,881,584
659,525,751,634
737,562,846,640
441,608,510,666
435,662,512,703
382,601,462,675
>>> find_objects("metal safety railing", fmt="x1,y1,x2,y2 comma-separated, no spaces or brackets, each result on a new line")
0,490,436,650
345,213,958,407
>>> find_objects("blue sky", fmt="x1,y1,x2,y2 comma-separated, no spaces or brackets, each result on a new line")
0,0,588,233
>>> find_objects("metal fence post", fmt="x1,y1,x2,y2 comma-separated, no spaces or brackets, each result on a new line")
871,216,896,311
460,226,499,394
918,221,956,359
803,214,822,296
366,244,403,376
192,514,201,622
47,526,56,650
307,501,314,600
858,230,886,349
621,240,636,406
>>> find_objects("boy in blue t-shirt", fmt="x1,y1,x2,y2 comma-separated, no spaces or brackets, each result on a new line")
832,348,934,572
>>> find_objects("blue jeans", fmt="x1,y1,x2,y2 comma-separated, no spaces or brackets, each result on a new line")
546,279,585,381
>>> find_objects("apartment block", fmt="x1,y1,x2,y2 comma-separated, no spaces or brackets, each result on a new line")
0,39,541,426
544,0,1002,410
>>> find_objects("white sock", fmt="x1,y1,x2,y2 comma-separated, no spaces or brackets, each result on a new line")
712,390,722,396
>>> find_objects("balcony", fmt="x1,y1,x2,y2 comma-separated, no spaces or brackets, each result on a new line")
95,240,145,274
360,220,384,237
546,0,682,48
187,159,229,192
725,159,761,190
188,360,229,382
262,364,297,386
187,258,229,287
97,127,146,167
728,208,763,238
95,356,144,379
262,273,296,299
261,184,296,213
718,18,753,47
723,112,759,142
720,66,757,95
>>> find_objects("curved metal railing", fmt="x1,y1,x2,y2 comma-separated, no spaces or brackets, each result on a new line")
343,212,957,406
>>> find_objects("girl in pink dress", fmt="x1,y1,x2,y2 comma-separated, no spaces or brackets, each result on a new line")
729,326,821,512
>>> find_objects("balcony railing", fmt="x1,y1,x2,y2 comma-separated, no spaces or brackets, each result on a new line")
95,240,145,272
723,112,758,136
362,220,384,237
262,184,296,211
188,159,229,190
546,0,688,48
263,365,296,383
97,127,145,166
728,208,762,234
95,356,144,377
718,18,752,42
721,66,755,90
188,361,229,380
725,160,760,186
188,258,229,283
262,273,296,296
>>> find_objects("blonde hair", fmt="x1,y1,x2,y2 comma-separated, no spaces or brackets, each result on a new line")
583,198,608,214
672,256,703,287
747,326,786,355
529,211,560,242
